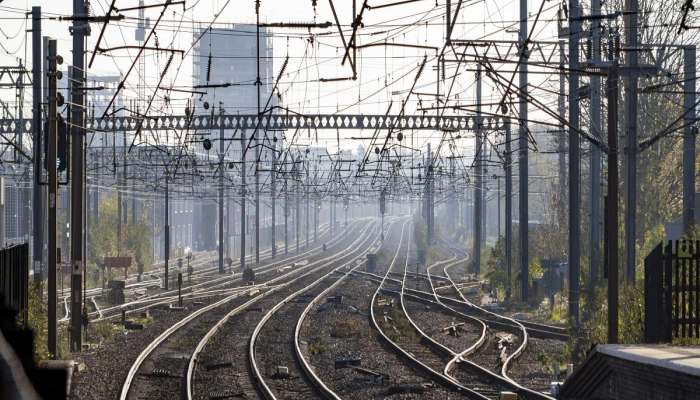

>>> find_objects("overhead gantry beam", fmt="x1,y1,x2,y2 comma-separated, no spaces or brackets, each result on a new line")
1,114,508,134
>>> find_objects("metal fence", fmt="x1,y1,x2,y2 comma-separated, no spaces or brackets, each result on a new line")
644,240,700,343
0,243,29,327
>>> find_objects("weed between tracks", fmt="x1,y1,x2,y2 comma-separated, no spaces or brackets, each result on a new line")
329,317,363,338
382,308,418,343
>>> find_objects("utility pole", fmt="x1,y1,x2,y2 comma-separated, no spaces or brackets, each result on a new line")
271,134,277,258
558,39,567,199
473,65,483,276
427,143,434,245
568,0,581,326
296,157,301,254
505,120,513,300
589,0,602,288
218,106,225,274
284,169,288,255
164,174,170,289
255,0,262,265
314,197,318,243
624,0,639,282
226,189,231,263
70,0,88,353
606,43,620,344
47,39,59,359
518,0,529,302
305,162,310,249
682,45,696,232
240,129,247,270
32,7,44,284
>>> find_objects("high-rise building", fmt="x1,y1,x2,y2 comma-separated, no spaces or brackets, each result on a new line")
191,25,275,252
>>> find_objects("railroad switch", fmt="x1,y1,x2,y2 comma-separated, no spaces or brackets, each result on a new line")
442,322,465,337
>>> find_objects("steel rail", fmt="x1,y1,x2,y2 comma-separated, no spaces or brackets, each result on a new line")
78,222,344,323
185,219,382,400
247,220,385,400
442,261,556,400
121,220,374,400
291,220,402,400
368,224,489,399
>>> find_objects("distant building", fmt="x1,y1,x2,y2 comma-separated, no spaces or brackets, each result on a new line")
191,25,275,251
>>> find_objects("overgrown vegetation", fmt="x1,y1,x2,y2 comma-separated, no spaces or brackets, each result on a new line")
330,317,363,338
88,194,153,287
383,308,418,343
307,336,327,355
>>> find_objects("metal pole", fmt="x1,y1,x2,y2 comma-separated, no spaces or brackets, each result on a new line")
255,0,261,265
683,45,696,232
284,172,288,255
473,65,482,276
589,0,602,287
271,134,277,258
226,188,230,262
606,53,620,344
558,39,567,199
47,39,58,358
568,0,581,325
218,106,225,274
624,0,639,282
0,178,4,246
305,158,310,249
164,174,170,290
296,159,301,254
240,129,247,270
497,177,501,238
518,0,529,301
31,7,44,283
314,198,318,243
427,143,434,245
70,0,87,353
505,120,513,300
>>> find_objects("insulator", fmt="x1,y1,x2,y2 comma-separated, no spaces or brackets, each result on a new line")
206,52,212,83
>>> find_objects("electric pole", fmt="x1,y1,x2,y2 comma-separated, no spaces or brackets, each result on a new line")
31,7,44,284
271,133,277,258
241,129,247,270
255,0,262,265
589,0,602,288
505,119,513,300
70,0,88,353
218,105,225,274
606,41,620,344
624,0,639,282
682,45,696,232
568,0,581,326
473,65,483,276
518,0,529,302
47,39,60,358
164,174,170,289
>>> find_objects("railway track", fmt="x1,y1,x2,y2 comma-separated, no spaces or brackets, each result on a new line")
297,219,463,399
70,222,341,324
348,239,563,399
186,219,384,400
117,220,377,400
433,249,561,399
246,219,399,400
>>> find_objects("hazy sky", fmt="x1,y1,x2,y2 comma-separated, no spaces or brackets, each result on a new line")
0,0,561,152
